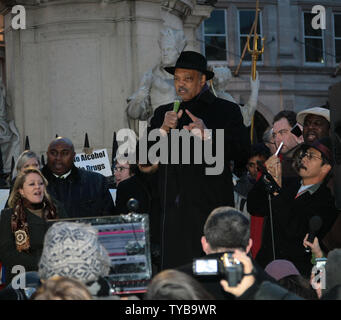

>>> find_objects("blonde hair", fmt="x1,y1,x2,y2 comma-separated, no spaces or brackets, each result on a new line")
12,150,40,180
33,276,92,300
8,167,52,208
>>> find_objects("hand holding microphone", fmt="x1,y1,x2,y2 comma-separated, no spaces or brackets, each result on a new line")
160,99,183,133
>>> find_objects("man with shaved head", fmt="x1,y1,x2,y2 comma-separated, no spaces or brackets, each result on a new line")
41,137,115,218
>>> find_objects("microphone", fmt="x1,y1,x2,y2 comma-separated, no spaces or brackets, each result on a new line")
173,98,181,113
305,216,322,253
127,198,139,213
256,160,281,194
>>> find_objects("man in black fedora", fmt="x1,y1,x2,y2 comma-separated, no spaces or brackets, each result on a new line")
148,51,250,269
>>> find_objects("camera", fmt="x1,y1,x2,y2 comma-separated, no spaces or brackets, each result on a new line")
192,252,244,287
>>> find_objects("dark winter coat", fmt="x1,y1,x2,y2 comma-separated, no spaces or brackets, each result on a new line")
0,204,67,286
114,170,161,246
177,251,276,300
247,177,338,277
41,165,115,218
149,88,250,269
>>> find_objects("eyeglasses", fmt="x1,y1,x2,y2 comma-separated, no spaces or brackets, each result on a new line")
114,166,129,172
301,152,322,161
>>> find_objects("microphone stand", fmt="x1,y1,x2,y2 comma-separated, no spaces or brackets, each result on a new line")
257,161,281,261
268,193,276,261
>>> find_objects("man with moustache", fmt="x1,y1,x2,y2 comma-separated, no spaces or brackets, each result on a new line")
247,137,337,277
148,51,250,269
41,137,115,218
265,108,330,186
296,107,341,254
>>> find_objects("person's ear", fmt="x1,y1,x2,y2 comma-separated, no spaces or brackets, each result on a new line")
246,238,253,254
200,73,207,86
321,163,332,175
201,236,210,254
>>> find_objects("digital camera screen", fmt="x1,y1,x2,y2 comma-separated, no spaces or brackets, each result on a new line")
194,259,218,275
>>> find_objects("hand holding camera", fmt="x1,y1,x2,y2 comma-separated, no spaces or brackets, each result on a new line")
220,250,255,297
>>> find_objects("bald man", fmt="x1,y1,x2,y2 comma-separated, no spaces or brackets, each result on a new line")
41,137,115,218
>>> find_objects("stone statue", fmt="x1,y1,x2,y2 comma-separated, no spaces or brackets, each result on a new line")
211,66,260,127
126,27,187,134
0,78,20,174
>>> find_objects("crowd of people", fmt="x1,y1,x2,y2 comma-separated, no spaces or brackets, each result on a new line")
0,50,340,301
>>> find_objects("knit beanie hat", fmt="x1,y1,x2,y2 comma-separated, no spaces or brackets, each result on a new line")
38,222,111,283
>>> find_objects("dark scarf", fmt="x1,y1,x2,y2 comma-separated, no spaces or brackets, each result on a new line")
11,197,57,252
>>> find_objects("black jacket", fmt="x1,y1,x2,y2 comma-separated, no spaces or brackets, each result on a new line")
41,165,115,218
149,89,250,269
114,171,161,245
177,251,276,300
247,177,338,277
0,205,67,286
238,280,304,300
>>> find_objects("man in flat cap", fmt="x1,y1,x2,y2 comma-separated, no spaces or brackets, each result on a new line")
148,51,250,269
247,137,337,277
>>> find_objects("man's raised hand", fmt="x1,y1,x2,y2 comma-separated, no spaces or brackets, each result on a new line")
160,109,183,134
183,109,209,140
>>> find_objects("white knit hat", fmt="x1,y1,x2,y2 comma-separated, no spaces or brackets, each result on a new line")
296,107,330,125
38,222,111,283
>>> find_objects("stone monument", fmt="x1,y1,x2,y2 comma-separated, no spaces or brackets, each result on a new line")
3,0,212,158
0,78,20,174
126,27,187,134
211,66,260,127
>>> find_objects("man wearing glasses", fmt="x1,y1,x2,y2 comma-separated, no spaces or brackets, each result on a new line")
247,137,337,277
113,160,135,186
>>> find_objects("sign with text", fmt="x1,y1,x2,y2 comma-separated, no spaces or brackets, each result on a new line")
0,189,9,212
74,149,112,177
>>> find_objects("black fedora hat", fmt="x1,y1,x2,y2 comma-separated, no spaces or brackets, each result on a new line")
164,51,215,80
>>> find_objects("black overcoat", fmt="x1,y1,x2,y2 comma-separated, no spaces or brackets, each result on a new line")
149,89,250,269
247,177,338,277
41,165,115,218
0,203,67,286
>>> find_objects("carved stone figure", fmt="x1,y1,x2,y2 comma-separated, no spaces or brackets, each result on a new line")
126,27,187,134
0,79,20,174
211,66,260,127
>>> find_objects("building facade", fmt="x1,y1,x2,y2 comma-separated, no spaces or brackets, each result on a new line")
0,0,340,167
200,0,341,140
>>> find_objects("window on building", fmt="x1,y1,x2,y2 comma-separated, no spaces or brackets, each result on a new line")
238,10,263,62
202,9,227,61
334,13,341,64
303,12,324,63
